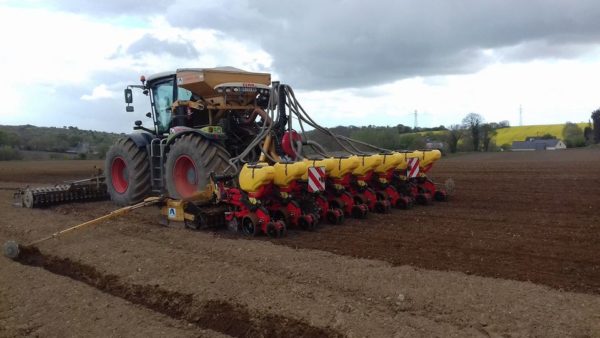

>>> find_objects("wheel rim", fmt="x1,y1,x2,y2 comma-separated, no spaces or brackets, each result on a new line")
111,157,128,194
173,155,198,198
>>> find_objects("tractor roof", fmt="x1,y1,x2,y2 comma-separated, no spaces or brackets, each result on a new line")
145,66,260,83
146,71,175,83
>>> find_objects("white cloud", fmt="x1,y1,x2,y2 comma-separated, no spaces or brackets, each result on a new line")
81,84,116,101
0,2,598,133
296,58,600,128
0,6,272,132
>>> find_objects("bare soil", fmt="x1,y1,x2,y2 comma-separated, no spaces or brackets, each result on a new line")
1,150,600,337
279,149,600,295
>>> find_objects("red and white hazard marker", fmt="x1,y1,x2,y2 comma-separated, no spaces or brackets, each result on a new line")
407,158,420,178
307,166,326,192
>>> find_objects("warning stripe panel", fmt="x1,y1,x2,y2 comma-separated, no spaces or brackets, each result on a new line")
308,166,326,192
407,158,420,178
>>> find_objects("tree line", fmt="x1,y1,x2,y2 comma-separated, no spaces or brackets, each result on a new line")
0,125,120,161
305,111,594,154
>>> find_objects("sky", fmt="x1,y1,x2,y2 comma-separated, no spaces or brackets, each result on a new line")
1,0,600,133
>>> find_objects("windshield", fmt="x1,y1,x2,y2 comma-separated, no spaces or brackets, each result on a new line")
152,80,174,134
151,77,196,134
152,79,194,134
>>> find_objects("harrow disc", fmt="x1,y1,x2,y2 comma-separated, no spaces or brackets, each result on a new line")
434,191,448,202
396,196,413,209
266,222,286,238
417,193,433,205
327,208,344,225
375,200,391,213
351,204,368,219
299,214,316,231
3,240,20,259
22,190,34,208
444,178,455,196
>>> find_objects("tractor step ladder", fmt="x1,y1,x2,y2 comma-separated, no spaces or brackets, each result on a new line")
150,138,167,194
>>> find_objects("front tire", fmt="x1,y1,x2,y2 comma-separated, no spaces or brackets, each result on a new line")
165,134,231,199
105,138,151,205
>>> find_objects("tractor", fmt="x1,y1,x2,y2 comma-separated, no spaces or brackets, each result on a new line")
5,66,452,260
98,66,450,234
106,67,278,205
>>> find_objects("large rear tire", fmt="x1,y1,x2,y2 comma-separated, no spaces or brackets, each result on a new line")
165,134,231,199
105,138,151,206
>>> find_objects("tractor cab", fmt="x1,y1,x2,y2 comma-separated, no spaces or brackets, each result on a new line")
124,71,193,136
124,67,272,137
146,71,194,135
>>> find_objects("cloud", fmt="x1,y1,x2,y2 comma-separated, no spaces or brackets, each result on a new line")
4,1,600,132
45,0,600,89
80,84,117,100
160,0,600,89
495,40,593,62
125,34,200,59
45,0,171,15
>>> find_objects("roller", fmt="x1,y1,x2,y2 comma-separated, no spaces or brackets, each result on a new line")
14,176,108,208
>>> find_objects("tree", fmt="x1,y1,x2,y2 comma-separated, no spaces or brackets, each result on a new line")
351,127,400,150
0,130,20,147
398,134,426,149
563,122,585,148
446,124,464,153
0,145,22,161
480,123,498,152
462,113,484,151
396,124,413,134
592,108,600,144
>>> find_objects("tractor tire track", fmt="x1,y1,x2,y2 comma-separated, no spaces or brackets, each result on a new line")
13,245,341,338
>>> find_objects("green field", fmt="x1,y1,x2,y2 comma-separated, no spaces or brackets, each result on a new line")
494,123,587,146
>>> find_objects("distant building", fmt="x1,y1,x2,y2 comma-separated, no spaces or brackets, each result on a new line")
511,139,566,151
425,141,446,150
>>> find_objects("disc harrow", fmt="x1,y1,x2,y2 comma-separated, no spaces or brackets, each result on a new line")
13,176,108,208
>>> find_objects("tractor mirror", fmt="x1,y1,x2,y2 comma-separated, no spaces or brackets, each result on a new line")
124,88,133,104
126,106,134,112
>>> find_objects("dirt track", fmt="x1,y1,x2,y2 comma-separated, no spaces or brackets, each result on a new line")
1,150,600,337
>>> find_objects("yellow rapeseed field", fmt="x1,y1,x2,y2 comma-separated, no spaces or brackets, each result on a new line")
493,123,588,146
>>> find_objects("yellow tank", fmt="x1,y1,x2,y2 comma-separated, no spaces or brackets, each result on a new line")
329,156,360,179
395,151,412,170
374,152,404,174
352,155,383,177
273,161,308,187
239,163,275,193
301,158,336,180
409,150,442,168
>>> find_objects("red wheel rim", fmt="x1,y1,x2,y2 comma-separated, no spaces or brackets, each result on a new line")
173,155,198,197
111,157,128,194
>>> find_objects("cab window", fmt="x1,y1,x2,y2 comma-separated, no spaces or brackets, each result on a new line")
152,80,175,134
177,87,192,101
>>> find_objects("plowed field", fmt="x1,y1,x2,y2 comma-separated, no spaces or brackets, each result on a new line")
1,149,599,337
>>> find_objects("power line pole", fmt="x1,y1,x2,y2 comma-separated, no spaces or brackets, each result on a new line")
519,105,523,126
414,110,418,129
